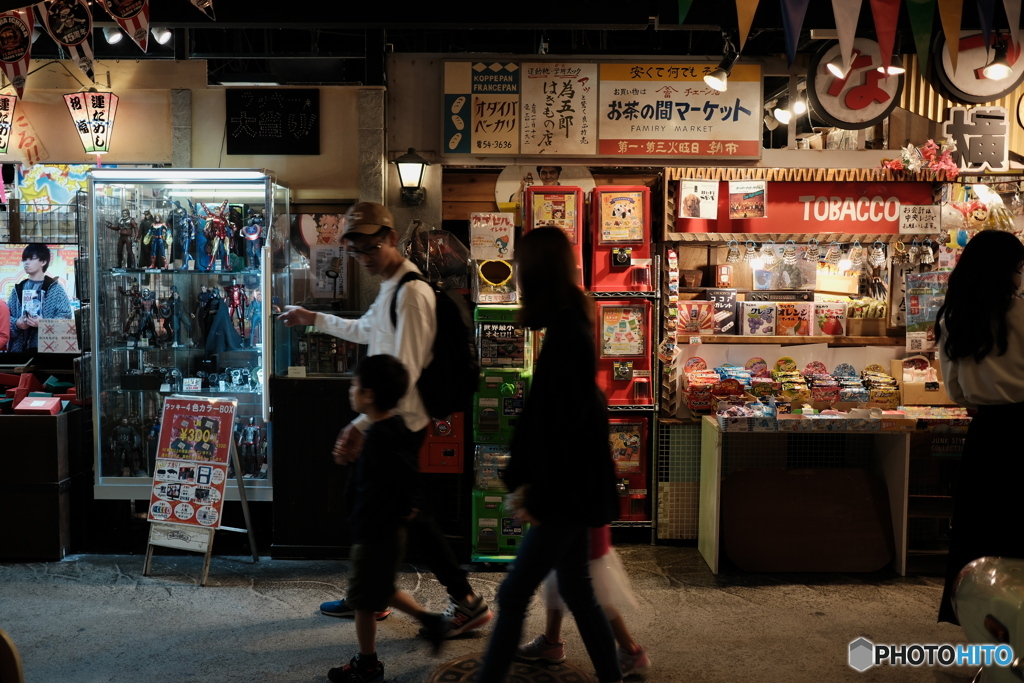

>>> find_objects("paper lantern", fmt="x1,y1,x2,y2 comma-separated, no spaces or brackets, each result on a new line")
63,90,119,156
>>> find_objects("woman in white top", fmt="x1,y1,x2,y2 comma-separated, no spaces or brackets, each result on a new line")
935,229,1024,624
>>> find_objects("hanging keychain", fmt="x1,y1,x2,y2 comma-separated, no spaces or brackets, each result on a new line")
743,240,758,263
850,240,864,269
726,239,740,263
826,241,842,268
891,240,907,265
782,239,797,265
868,240,886,267
908,238,920,264
920,238,935,265
760,240,777,268
804,238,819,261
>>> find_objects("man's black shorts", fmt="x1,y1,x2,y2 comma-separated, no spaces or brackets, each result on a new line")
346,527,407,612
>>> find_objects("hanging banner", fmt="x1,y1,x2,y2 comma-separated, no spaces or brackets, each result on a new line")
1004,0,1021,61
781,0,811,67
735,0,761,52
677,179,719,219
520,63,596,155
189,0,215,20
0,9,33,99
868,0,901,78
937,0,964,73
11,109,48,164
831,0,863,76
146,396,238,530
470,212,515,260
64,91,119,155
37,0,94,82
97,0,149,53
0,93,15,154
728,180,767,219
597,62,762,159
443,61,520,155
977,0,996,50
906,0,935,72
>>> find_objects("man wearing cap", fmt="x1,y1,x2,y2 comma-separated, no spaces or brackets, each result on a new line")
279,202,492,643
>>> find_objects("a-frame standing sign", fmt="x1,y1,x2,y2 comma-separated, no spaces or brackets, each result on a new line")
142,395,259,586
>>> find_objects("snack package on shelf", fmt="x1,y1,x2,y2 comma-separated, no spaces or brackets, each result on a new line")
776,302,812,336
740,302,776,335
678,301,715,334
812,301,847,336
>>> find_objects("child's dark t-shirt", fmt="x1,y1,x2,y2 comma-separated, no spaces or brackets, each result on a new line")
348,415,418,544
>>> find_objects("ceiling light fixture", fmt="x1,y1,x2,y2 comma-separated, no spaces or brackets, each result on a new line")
983,40,1012,80
773,100,792,125
704,31,739,92
876,54,906,76
103,26,123,45
827,54,851,78
151,27,172,45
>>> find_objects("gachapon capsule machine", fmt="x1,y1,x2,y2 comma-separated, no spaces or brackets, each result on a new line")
590,186,652,292
608,417,649,521
524,185,584,284
596,300,654,407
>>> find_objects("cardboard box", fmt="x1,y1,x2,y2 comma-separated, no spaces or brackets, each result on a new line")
848,318,887,336
14,396,62,415
776,302,813,336
740,302,776,335
890,359,957,406
816,273,860,294
812,302,847,336
705,288,738,334
678,301,715,334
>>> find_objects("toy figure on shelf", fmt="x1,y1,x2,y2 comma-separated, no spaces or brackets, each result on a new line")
143,214,172,269
242,209,264,271
171,200,197,271
118,281,142,339
138,209,155,267
224,277,247,339
146,416,161,478
247,288,263,347
201,201,231,272
134,287,160,347
111,416,144,477
106,208,138,269
192,284,212,345
237,416,263,477
162,285,192,347
229,206,245,260
204,287,243,355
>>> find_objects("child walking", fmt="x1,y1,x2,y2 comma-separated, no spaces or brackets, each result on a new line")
516,525,651,677
328,354,447,683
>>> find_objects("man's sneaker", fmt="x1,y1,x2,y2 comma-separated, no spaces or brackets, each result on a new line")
618,645,652,677
441,594,493,637
515,634,566,664
327,656,385,683
417,611,448,654
320,598,391,621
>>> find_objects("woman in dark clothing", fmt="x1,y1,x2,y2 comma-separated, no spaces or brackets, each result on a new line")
935,229,1024,624
477,227,622,683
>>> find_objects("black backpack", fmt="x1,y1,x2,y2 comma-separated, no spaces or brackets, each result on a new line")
390,271,479,419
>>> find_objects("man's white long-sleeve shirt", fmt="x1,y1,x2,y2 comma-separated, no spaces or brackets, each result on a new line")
313,259,435,433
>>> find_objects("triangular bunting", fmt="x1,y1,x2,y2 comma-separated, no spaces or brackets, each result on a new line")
735,0,761,52
781,0,811,67
97,0,149,53
976,0,996,48
906,0,936,73
677,0,694,23
190,0,215,20
37,0,95,83
0,9,34,99
937,0,964,73
1003,0,1021,56
869,0,902,77
831,0,863,75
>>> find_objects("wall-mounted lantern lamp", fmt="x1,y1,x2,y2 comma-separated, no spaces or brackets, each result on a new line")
392,148,429,206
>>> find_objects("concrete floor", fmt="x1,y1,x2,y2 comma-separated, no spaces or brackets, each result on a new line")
0,545,978,683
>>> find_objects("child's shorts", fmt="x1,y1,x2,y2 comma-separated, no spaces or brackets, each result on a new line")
347,527,407,612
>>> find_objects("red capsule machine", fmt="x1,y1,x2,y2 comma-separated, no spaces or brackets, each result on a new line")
595,299,654,407
590,186,652,292
418,412,465,474
524,185,585,283
608,417,649,521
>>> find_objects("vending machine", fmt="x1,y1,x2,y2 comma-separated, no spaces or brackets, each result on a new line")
595,299,654,407
590,186,653,292
473,305,531,443
471,445,526,560
524,185,585,281
608,417,649,521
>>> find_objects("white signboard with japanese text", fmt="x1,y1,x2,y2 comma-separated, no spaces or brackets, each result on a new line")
520,63,597,155
899,205,942,234
470,212,515,260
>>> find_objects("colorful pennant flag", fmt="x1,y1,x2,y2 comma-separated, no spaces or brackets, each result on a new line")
938,0,964,73
735,0,761,52
869,0,902,77
190,0,215,20
1004,0,1021,56
97,0,150,53
976,0,996,48
37,0,95,82
831,0,863,76
0,9,34,99
906,0,936,72
781,0,811,67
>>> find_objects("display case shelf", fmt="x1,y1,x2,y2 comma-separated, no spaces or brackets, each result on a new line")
684,334,904,346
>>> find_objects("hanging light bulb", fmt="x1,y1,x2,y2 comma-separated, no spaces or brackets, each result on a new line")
773,100,792,125
792,97,807,115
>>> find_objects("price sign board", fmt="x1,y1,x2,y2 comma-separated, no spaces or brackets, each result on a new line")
146,396,238,530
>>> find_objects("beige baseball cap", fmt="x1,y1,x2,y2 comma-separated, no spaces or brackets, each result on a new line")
343,202,395,237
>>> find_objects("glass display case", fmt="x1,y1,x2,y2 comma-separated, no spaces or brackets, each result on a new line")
89,169,288,501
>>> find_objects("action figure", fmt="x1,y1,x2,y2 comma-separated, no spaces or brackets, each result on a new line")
224,278,247,339
201,201,231,272
146,416,161,478
237,416,264,477
111,416,144,477
133,287,160,346
143,214,172,269
138,210,155,267
106,208,138,269
229,206,245,260
192,284,212,346
204,287,243,355
242,209,264,271
162,286,192,347
247,288,263,347
170,200,197,270
118,280,142,338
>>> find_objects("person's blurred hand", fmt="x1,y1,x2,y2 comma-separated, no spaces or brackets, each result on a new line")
279,305,315,328
331,423,363,465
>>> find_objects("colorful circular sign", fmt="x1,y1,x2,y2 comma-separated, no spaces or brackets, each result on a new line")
806,38,904,130
934,31,1024,104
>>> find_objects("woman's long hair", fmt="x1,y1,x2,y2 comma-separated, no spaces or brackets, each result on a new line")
516,227,592,330
936,230,1024,362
